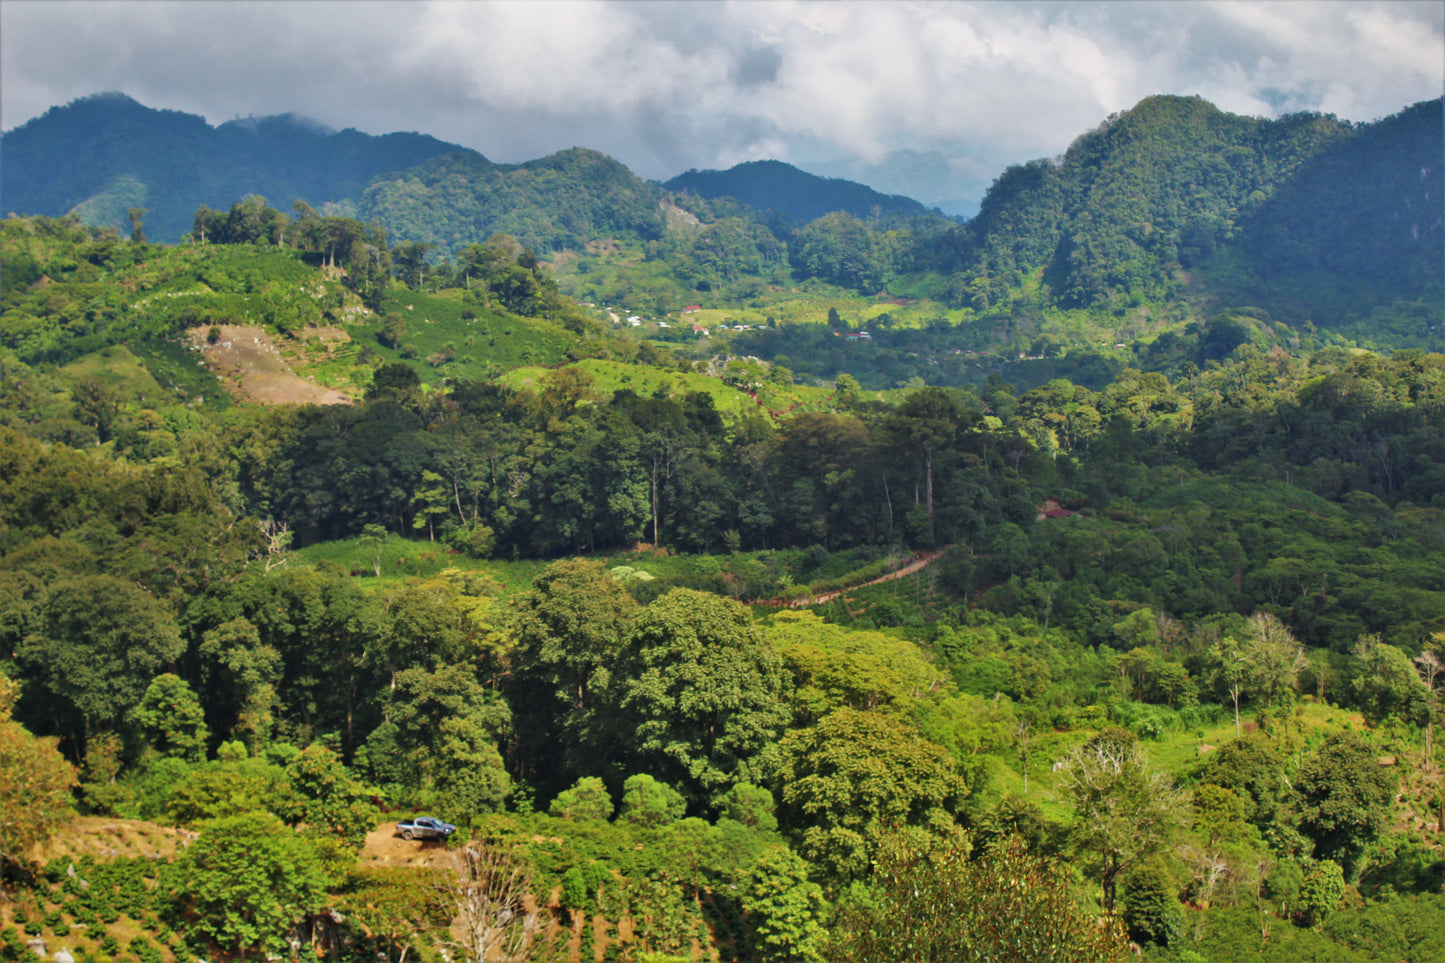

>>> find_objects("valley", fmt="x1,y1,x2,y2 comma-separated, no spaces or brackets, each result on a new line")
1,88,1443,963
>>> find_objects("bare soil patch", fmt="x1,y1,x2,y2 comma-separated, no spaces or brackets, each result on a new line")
187,324,353,406
358,822,458,869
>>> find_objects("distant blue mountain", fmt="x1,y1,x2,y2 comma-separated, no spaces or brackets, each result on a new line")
664,159,935,223
1,92,470,242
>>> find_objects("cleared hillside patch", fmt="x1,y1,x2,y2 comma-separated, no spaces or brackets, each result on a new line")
186,325,353,406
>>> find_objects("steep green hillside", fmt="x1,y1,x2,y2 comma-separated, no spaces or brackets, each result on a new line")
927,95,1443,326
1240,98,1445,317
0,214,366,366
358,287,583,384
356,148,671,258
1,93,464,243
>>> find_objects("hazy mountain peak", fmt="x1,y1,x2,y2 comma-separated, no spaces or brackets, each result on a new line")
664,159,933,223
217,112,336,136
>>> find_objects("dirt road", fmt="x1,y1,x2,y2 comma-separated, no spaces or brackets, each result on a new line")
754,547,950,609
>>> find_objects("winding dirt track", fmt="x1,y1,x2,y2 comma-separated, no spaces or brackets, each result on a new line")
756,547,949,609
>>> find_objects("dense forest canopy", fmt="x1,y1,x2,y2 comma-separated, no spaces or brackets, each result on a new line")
0,87,1443,963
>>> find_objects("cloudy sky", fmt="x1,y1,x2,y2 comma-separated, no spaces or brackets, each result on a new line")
3,0,1441,212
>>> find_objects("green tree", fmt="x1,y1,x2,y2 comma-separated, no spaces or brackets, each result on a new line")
1244,612,1307,716
1293,732,1396,874
127,207,147,244
19,575,185,744
1065,737,1187,913
547,776,614,822
616,589,791,807
559,865,590,911
1298,859,1345,928
389,664,511,822
1120,860,1183,947
739,850,829,963
378,312,408,349
828,832,1131,963
509,559,639,791
162,756,286,826
70,375,120,444
411,470,451,542
197,618,280,751
337,867,453,963
0,675,78,867
617,773,686,828
212,566,382,756
366,362,421,407
392,241,434,290
882,387,966,543
131,673,209,762
359,523,388,577
1200,733,1288,829
434,714,512,822
719,782,778,832
369,582,468,689
777,708,965,880
1351,638,1431,727
276,744,378,849
833,373,864,409
1210,635,1250,737
162,811,327,961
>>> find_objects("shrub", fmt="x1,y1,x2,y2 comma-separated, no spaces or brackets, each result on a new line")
560,866,590,911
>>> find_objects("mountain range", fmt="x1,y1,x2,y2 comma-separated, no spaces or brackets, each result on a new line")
3,91,1441,332
927,95,1443,320
1,92,461,244
1,92,930,247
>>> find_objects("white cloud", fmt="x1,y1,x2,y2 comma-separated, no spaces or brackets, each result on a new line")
2,0,1439,206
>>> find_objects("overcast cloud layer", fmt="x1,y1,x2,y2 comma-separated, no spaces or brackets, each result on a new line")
3,0,1441,210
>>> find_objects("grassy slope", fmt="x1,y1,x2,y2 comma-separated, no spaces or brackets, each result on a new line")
497,357,838,422
345,287,581,386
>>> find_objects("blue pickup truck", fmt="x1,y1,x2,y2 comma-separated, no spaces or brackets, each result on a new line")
395,816,456,841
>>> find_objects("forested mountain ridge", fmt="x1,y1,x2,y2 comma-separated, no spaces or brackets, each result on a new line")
664,159,936,223
1,92,468,244
1243,98,1445,306
354,147,671,257
4,91,1440,345
928,94,1443,318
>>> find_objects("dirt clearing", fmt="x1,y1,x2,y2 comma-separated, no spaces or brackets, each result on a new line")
358,822,461,869
187,325,354,406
